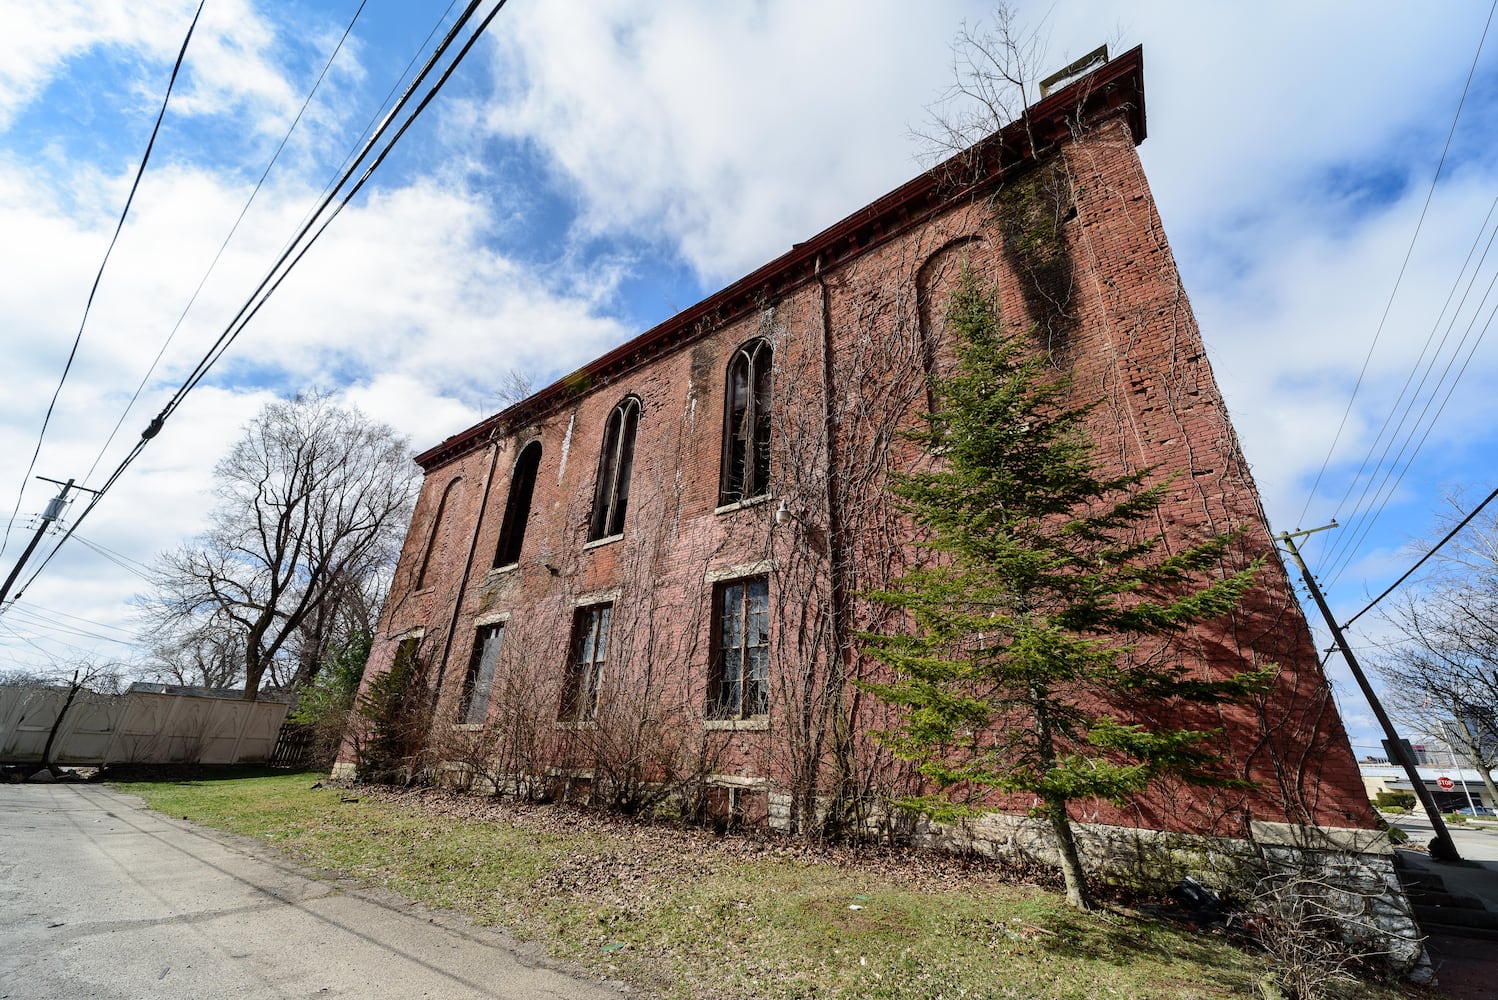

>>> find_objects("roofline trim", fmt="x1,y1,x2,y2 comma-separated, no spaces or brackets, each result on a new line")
416,45,1145,470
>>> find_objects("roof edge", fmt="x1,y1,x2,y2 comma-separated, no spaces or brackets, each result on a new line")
416,45,1145,470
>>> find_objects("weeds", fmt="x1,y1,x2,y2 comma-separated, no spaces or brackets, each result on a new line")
113,774,1409,1000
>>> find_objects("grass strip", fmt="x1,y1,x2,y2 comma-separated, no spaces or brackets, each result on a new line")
112,772,1401,999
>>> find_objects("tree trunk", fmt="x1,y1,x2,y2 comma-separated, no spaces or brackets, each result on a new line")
242,647,263,701
1046,795,1091,910
1463,747,1498,810
40,670,82,771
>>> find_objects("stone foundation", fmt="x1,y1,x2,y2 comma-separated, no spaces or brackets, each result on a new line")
766,791,1422,975
910,809,1424,976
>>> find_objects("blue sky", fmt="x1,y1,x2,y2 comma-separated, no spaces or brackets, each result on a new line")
3,0,1498,763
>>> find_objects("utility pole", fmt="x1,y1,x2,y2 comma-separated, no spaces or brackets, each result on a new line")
0,477,97,608
1278,523,1462,862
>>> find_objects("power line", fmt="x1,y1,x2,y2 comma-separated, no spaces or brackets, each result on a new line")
1324,299,1498,586
2,0,510,610
275,1,464,271
3,599,139,637
1316,196,1498,577
71,534,156,581
20,2,456,626
1321,274,1498,584
0,1,205,564
85,0,373,488
1341,486,1498,629
3,606,140,646
1324,275,1498,586
1297,0,1498,539
160,0,492,420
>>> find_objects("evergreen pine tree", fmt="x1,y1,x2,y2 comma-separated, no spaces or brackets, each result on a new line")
290,631,372,768
862,268,1270,910
355,640,430,783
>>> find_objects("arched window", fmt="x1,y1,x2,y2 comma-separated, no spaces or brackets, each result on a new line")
493,441,541,568
415,477,461,590
719,339,772,505
588,396,640,541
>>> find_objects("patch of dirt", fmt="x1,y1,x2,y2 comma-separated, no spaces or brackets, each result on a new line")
347,782,1068,899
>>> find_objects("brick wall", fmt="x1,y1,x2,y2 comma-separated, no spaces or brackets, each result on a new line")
344,56,1373,841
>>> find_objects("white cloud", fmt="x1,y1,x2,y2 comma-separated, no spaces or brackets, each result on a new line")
0,0,306,130
5,0,1498,734
0,85,641,676
482,0,985,283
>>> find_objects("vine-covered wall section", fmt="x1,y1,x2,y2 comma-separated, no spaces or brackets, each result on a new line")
342,48,1372,846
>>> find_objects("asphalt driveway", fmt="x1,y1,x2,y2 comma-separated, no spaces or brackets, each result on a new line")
0,783,623,999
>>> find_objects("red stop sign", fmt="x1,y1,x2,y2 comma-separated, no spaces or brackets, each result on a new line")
1437,775,1455,790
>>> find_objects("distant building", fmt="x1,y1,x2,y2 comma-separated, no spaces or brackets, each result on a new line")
344,48,1376,855
1361,763,1494,813
1450,709,1498,762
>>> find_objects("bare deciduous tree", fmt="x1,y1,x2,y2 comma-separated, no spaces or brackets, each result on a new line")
143,393,417,700
142,615,245,690
913,6,1048,162
492,368,535,412
1375,495,1498,807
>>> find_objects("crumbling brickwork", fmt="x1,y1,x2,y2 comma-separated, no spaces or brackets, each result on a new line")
343,47,1374,845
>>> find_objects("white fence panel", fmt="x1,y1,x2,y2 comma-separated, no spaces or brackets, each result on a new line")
0,687,126,764
0,684,290,766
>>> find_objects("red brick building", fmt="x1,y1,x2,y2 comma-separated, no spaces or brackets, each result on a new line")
345,48,1376,854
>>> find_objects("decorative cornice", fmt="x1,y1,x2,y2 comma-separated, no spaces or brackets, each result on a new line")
416,46,1146,471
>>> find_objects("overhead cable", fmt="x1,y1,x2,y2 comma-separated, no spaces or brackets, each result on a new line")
4,0,509,609
1317,196,1498,576
1342,484,1498,628
1324,294,1498,585
0,1,205,563
1296,0,1497,539
85,0,373,487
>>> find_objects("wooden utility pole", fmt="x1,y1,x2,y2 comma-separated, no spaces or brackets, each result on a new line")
1278,524,1462,862
0,478,92,608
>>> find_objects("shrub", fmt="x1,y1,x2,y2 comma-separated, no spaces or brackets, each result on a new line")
354,640,431,783
1371,790,1414,811
288,632,370,768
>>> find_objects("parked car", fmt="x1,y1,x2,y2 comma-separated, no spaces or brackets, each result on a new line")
1454,805,1496,816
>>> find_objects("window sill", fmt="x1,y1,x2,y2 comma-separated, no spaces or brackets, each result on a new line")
704,717,769,731
554,720,598,731
582,533,623,550
714,494,772,515
487,563,519,579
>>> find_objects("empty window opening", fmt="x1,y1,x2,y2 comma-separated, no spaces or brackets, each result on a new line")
461,622,504,725
588,396,640,540
494,441,542,568
561,603,611,723
415,477,461,590
709,577,769,719
719,339,772,505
